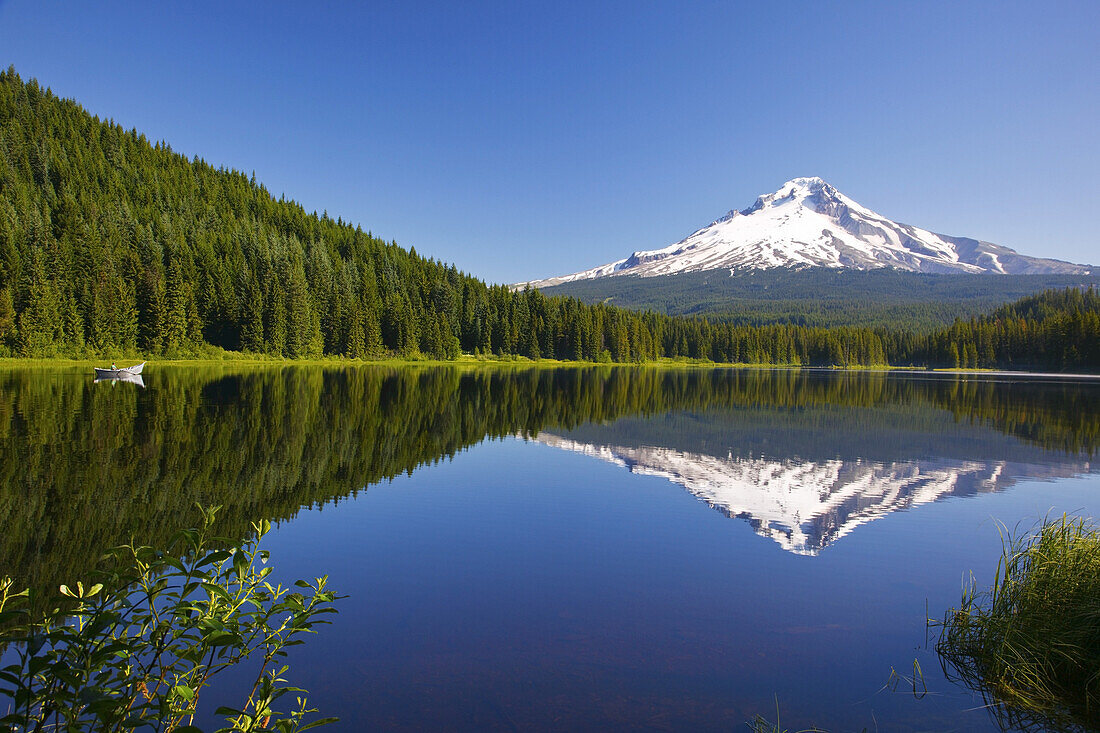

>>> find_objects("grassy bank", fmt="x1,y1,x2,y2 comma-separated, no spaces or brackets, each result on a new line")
0,353,887,371
935,515,1100,731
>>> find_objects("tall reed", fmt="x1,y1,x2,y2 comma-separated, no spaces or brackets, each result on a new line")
936,515,1100,731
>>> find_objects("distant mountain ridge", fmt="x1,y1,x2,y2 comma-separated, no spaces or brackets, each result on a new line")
520,177,1091,288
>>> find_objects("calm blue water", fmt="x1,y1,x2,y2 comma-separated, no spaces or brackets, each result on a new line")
1,366,1097,731
243,443,1095,731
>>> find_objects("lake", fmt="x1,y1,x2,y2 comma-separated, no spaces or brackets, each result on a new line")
1,365,1098,731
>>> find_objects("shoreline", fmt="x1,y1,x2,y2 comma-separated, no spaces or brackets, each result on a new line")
1,356,1096,379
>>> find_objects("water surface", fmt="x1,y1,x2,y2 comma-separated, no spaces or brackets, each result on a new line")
1,366,1097,730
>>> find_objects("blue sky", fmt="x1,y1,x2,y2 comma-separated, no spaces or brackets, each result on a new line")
0,1,1096,283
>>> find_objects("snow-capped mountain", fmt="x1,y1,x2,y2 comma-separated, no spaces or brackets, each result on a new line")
520,177,1089,288
532,433,1091,555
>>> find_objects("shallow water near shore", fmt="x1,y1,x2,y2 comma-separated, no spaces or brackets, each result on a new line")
1,365,1097,731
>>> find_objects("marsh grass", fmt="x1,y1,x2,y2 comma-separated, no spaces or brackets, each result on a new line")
744,696,832,733
745,715,828,733
935,515,1100,731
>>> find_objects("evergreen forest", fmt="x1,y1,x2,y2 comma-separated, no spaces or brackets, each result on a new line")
540,267,1100,329
1,68,1097,371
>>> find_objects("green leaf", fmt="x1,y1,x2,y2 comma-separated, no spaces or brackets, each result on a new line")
297,717,340,730
205,630,240,647
172,684,195,701
198,549,233,567
162,556,188,573
201,582,234,602
86,697,125,715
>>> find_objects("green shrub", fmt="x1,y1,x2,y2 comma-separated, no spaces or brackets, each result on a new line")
0,506,341,732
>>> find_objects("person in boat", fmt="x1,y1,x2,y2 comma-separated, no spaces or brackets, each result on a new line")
111,361,117,370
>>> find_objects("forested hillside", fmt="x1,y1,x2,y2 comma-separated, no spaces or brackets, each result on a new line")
539,268,1100,330
0,67,660,361
0,68,1096,371
907,287,1100,371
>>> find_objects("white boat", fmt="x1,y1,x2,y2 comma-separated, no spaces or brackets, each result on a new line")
93,362,146,379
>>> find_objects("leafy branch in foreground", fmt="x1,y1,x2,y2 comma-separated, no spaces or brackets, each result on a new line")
0,506,342,732
934,515,1100,732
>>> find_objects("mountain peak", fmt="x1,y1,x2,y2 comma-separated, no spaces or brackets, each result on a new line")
770,177,835,200
517,179,1091,288
741,176,839,217
782,175,828,189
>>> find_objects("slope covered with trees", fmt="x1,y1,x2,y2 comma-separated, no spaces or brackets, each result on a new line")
0,68,652,361
895,287,1100,371
539,268,1100,330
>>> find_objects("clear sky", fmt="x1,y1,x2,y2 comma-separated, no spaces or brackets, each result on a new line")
0,1,1096,283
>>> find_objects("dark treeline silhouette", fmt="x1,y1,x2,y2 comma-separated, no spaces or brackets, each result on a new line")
2,365,1098,599
0,68,1096,370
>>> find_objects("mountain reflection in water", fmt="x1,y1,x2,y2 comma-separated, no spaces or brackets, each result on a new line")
535,434,1090,554
535,378,1097,554
1,365,1097,592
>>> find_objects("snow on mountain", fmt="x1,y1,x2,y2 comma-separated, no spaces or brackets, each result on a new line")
519,177,1090,288
531,433,1090,555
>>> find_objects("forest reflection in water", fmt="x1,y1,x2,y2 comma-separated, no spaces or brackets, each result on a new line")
0,364,1097,597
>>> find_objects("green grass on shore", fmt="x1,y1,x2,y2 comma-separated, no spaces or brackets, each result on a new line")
0,353,890,371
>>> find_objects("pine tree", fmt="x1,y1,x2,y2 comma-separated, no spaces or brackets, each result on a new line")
61,290,84,353
163,255,190,352
525,323,540,360
17,249,62,355
239,272,265,353
346,312,366,358
0,287,17,352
